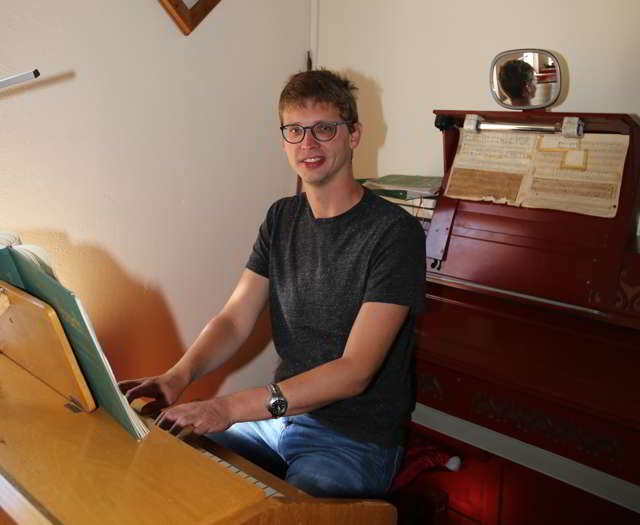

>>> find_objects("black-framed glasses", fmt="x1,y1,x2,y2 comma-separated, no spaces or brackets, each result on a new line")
280,121,352,144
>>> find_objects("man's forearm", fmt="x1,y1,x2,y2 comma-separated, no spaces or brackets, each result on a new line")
169,314,248,385
223,302,410,425
156,301,407,435
152,355,369,435
223,356,370,424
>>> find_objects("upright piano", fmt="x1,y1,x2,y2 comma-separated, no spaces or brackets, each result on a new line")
0,282,396,525
410,109,640,524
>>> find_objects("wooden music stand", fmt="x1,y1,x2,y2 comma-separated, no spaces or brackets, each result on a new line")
0,280,95,412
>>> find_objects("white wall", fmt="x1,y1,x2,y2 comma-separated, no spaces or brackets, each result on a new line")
1,0,310,400
314,0,640,179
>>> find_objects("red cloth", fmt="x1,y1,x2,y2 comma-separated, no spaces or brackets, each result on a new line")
391,433,455,491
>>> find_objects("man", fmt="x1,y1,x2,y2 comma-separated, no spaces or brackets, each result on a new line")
498,59,537,106
119,69,426,498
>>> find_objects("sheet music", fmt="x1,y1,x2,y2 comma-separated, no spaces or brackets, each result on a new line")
446,131,536,203
525,133,629,217
445,130,629,217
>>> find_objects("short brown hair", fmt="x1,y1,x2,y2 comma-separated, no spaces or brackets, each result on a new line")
499,60,535,99
279,69,359,132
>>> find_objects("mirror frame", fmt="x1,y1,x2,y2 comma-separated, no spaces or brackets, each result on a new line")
490,49,562,111
159,0,221,35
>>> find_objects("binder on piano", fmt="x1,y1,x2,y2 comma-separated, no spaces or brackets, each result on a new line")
0,237,148,439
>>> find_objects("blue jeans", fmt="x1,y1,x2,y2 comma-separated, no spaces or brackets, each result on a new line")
206,414,403,498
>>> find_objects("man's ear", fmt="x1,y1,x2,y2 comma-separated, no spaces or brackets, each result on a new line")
350,122,363,149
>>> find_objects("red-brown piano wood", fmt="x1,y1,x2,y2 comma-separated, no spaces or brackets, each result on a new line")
415,110,640,523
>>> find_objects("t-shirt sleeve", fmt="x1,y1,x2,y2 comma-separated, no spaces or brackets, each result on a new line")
363,215,426,313
246,204,275,279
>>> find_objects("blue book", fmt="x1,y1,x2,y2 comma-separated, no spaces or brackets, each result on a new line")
0,248,24,288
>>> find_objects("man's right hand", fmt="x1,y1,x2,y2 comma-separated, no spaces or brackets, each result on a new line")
118,371,189,417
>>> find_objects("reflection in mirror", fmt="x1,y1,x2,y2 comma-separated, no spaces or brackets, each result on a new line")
490,49,561,111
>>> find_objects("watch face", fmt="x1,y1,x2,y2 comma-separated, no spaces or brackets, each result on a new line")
270,398,287,417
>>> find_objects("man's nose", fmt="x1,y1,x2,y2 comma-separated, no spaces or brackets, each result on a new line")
301,129,320,147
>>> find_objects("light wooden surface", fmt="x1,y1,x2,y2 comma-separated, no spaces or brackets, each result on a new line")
0,355,396,524
0,281,94,412
0,291,9,317
0,355,271,525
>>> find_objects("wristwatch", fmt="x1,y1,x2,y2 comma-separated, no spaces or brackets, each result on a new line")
265,383,288,418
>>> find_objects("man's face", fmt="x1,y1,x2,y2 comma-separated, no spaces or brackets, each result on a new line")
525,76,537,99
281,101,361,188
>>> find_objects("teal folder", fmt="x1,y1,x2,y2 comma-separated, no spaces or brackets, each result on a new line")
0,246,147,440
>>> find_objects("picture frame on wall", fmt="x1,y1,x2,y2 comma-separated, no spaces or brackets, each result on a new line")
159,0,221,35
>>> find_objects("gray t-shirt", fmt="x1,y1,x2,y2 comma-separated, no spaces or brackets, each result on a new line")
247,188,426,446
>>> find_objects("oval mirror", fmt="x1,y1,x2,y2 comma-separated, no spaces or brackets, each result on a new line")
490,49,561,110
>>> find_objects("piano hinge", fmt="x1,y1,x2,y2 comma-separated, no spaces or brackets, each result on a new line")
429,258,442,271
0,288,10,318
64,396,85,413
426,197,458,268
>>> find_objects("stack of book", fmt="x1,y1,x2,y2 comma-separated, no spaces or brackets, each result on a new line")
358,174,442,221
